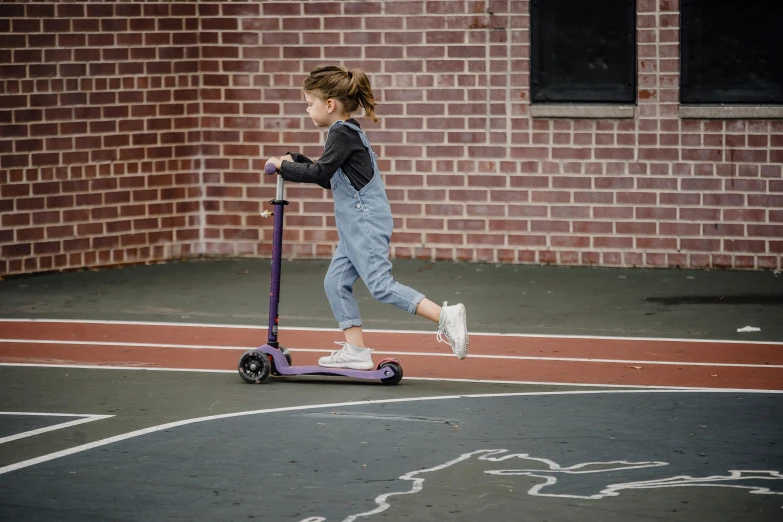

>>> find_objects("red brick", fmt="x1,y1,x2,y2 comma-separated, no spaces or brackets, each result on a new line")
531,220,570,233
594,207,634,219
748,225,783,237
551,236,589,248
324,17,363,30
758,256,780,269
617,222,656,235
594,237,633,249
617,192,656,205
636,238,676,250
749,195,783,207
33,241,61,255
703,223,744,237
702,194,745,207
2,243,31,258
574,221,612,234
595,148,634,160
594,177,634,189
724,240,766,253
508,235,546,247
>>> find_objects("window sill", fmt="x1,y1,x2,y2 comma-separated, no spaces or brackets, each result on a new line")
530,105,635,119
679,105,783,119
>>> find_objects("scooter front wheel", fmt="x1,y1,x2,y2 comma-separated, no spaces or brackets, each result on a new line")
238,350,271,384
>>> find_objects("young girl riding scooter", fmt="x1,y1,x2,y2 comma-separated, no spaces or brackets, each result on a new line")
265,65,469,370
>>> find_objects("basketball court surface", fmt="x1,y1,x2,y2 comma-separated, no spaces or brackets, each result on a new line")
1,259,781,521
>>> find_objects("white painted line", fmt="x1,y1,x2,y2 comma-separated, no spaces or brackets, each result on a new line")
404,376,783,394
299,412,454,423
1,318,781,346
0,412,113,445
0,339,255,350
0,411,99,417
0,362,233,374
1,388,782,476
2,338,781,369
1,362,783,394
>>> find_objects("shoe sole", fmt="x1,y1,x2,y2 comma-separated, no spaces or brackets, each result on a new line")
318,362,374,370
453,303,469,360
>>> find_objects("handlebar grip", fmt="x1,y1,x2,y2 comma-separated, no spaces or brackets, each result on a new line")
264,163,278,175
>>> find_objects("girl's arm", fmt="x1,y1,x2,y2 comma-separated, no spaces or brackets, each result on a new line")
279,130,353,190
286,152,314,164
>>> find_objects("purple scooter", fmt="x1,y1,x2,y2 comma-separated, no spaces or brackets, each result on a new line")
238,163,403,385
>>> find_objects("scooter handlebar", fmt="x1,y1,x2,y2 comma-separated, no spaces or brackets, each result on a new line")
264,163,278,175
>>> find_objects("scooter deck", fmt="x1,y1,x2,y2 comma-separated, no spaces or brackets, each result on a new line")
260,345,400,380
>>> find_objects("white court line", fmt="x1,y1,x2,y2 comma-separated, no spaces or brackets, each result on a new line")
0,412,113,445
1,317,781,346
2,362,783,393
1,388,782,477
2,338,781,369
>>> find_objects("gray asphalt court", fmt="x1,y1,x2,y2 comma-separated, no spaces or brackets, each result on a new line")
0,259,782,521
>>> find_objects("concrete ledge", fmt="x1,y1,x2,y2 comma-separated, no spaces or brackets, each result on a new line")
530,105,636,119
679,105,783,119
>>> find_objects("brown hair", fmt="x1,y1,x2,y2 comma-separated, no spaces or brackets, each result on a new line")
303,65,378,123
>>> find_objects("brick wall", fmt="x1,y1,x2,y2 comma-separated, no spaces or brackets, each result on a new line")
1,0,781,277
0,1,202,276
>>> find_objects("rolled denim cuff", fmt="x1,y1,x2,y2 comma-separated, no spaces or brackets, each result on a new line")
338,318,363,331
407,292,426,315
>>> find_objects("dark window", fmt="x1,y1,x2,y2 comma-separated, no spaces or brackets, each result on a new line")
681,0,783,104
531,0,636,104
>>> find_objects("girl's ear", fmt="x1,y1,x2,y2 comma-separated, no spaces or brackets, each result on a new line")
326,99,335,114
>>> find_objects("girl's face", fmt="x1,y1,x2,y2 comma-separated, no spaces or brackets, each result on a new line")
305,91,346,127
305,91,331,127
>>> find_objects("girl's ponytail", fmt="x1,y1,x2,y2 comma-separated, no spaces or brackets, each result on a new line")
303,65,379,123
347,69,378,123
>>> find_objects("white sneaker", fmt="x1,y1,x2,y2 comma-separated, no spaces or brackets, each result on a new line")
437,301,469,359
318,342,374,370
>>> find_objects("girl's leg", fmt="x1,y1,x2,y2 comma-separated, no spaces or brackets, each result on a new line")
320,246,374,369
323,245,362,331
343,326,366,348
320,323,373,370
414,298,441,323
344,221,467,359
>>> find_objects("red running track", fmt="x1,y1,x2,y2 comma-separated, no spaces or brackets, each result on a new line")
1,320,782,390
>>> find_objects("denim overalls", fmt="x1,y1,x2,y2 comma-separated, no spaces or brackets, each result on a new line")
323,120,425,330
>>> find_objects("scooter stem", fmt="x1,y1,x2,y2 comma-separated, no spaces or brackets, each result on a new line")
267,175,287,347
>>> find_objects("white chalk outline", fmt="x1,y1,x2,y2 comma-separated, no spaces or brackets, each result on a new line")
2,338,781,369
0,412,113,445
480,451,783,499
321,450,783,521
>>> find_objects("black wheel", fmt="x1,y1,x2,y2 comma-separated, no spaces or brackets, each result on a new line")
238,350,271,384
379,362,403,385
270,346,292,376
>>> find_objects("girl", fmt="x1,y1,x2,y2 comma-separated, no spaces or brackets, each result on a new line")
265,65,468,370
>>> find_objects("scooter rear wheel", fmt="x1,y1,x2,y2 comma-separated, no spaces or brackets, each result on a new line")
379,361,403,385
238,350,271,383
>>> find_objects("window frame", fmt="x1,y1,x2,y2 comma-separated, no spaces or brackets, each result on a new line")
680,0,783,105
530,0,638,105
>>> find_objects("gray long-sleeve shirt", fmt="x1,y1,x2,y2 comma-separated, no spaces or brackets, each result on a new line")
279,119,374,191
